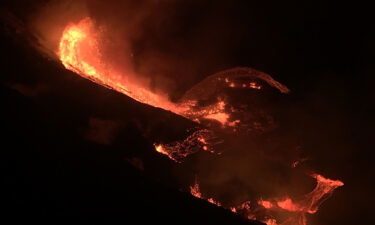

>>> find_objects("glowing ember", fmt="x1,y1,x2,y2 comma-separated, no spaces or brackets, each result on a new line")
258,199,273,209
153,129,218,162
190,181,202,199
249,82,261,89
154,144,175,159
190,180,221,207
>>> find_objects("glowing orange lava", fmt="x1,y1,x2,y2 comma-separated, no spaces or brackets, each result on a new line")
190,180,221,207
58,18,182,113
58,17,291,160
258,199,273,209
57,17,239,130
58,17,344,225
190,174,343,225
153,144,177,161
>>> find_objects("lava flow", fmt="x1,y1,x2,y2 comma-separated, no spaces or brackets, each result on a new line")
57,17,344,225
58,17,181,113
58,17,228,161
58,17,289,130
190,174,344,225
57,17,287,160
58,17,235,124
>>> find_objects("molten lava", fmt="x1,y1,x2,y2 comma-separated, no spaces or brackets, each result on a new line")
58,18,237,127
58,17,344,225
153,129,217,162
58,18,180,113
190,174,343,225
58,17,289,133
58,17,285,160
190,179,222,207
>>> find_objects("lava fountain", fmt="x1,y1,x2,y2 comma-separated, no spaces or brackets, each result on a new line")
58,17,180,112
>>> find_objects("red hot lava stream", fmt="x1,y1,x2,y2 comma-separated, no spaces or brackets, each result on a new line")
57,17,344,225
58,17,232,161
58,17,289,130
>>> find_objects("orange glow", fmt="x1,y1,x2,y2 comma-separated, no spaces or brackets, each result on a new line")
230,207,237,213
207,198,221,206
276,198,300,211
59,17,289,133
258,199,273,209
305,173,344,214
153,144,181,162
198,100,238,127
154,144,169,156
259,173,343,224
58,18,182,113
190,181,202,199
190,174,343,225
190,180,221,207
204,112,229,125
58,18,343,225
249,82,261,89
58,17,245,162
264,219,278,225
58,17,249,133
198,137,207,144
